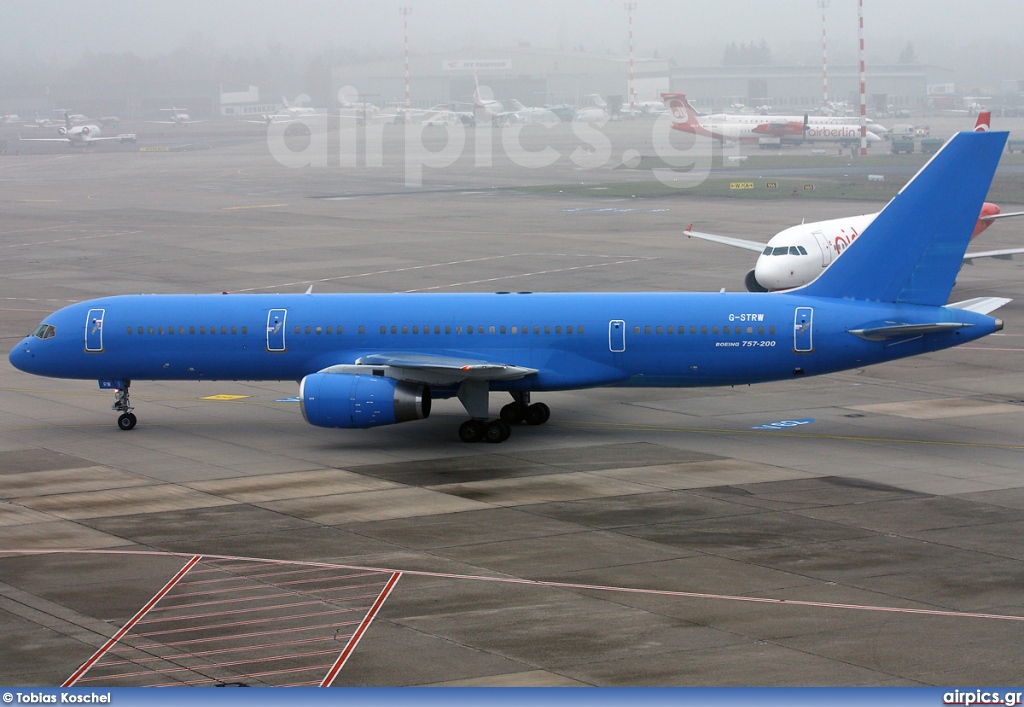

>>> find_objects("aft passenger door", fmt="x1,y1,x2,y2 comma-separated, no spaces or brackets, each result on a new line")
85,308,105,353
609,320,626,353
794,307,813,353
267,309,287,352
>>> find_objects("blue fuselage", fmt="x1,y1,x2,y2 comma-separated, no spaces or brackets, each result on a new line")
8,292,998,395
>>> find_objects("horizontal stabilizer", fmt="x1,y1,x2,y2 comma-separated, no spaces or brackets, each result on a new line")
948,297,1013,314
849,322,972,341
963,247,1024,264
980,210,1024,221
799,131,1008,305
683,229,767,253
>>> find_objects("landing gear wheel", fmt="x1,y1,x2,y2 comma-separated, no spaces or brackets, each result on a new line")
459,419,485,443
117,413,137,431
484,419,511,443
537,403,550,424
500,403,526,425
524,403,550,426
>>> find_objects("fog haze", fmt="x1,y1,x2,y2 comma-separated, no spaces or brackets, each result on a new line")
5,0,1024,71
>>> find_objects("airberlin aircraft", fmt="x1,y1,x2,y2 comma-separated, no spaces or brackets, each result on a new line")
661,93,882,145
9,132,1013,444
684,113,1024,292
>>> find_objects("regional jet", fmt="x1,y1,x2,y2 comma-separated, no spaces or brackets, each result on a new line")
18,113,137,147
8,131,1012,444
148,108,203,125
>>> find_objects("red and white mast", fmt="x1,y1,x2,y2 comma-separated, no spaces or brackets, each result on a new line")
400,6,412,110
625,2,637,117
858,0,867,155
818,0,829,112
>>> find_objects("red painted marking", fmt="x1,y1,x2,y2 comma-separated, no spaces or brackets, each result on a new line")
150,662,333,687
111,614,358,651
78,647,341,682
16,549,1024,628
137,594,378,624
320,571,401,687
62,554,201,687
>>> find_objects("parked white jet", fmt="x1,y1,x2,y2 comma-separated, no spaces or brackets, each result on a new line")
18,113,136,147
149,108,203,125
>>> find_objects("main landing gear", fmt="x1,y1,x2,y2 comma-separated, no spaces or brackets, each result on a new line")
112,380,137,431
457,388,549,444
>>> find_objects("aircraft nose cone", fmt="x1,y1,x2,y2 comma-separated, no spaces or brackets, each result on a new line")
8,339,36,373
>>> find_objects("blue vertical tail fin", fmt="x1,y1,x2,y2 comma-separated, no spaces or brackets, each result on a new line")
799,131,1007,305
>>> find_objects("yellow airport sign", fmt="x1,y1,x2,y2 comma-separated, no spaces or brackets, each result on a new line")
730,182,755,190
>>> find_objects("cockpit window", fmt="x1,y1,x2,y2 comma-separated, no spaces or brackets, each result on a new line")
789,246,801,255
797,245,808,255
762,246,773,255
32,324,56,339
772,247,789,255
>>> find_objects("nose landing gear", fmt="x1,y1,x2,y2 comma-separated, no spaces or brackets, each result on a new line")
112,380,136,430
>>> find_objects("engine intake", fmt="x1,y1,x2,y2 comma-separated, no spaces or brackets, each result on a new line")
299,373,430,429
745,268,769,293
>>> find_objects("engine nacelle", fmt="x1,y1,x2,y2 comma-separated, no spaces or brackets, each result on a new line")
80,126,90,135
745,268,769,293
58,127,67,135
299,373,430,429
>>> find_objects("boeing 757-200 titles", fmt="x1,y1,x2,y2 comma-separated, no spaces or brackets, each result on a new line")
9,132,1012,443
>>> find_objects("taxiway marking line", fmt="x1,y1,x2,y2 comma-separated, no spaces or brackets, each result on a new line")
16,551,1024,626
62,554,201,687
223,203,289,210
0,414,1020,449
959,346,1024,352
320,571,401,687
552,420,1024,451
404,257,653,292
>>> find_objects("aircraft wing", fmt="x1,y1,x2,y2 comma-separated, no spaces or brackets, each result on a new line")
319,353,538,386
683,228,767,253
18,135,70,143
962,247,1024,264
849,322,974,341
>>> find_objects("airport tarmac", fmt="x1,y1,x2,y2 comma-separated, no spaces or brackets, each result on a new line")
1,129,1023,686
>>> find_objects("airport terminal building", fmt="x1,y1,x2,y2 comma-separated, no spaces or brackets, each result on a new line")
330,46,670,110
670,63,956,114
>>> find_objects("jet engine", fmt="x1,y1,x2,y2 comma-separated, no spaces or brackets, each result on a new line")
80,126,90,135
299,373,430,429
58,127,67,135
744,269,769,293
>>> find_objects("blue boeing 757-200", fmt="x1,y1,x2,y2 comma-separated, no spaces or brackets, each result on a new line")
8,131,1013,443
